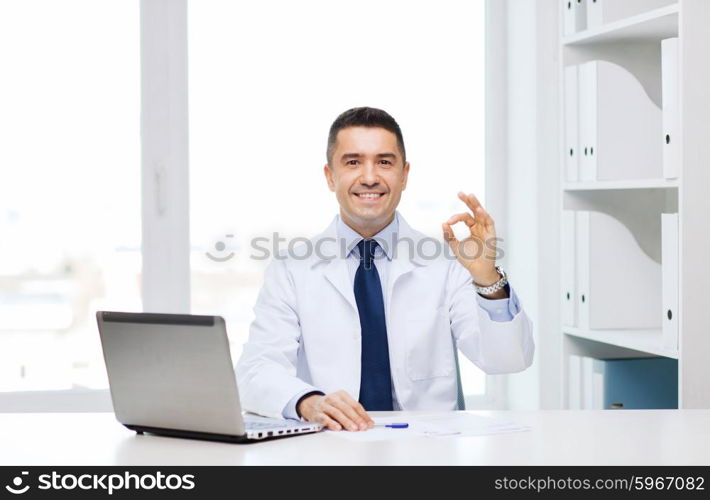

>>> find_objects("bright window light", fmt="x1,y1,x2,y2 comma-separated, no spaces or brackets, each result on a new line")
0,0,141,391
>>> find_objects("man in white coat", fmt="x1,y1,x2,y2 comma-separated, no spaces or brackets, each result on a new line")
236,107,534,431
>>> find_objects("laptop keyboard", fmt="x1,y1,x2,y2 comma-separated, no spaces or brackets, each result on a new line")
243,415,309,430
245,420,290,430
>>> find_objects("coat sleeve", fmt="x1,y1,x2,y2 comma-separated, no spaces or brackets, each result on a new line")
235,258,320,418
446,261,535,374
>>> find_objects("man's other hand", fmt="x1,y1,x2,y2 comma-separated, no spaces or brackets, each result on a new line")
297,390,374,431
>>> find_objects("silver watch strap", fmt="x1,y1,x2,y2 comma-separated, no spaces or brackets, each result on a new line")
474,266,508,295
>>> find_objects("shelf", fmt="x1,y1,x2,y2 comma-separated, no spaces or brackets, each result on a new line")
564,178,678,191
564,328,678,359
563,4,678,46
556,0,710,408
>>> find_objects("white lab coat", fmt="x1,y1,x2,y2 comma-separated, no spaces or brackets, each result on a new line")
236,214,534,418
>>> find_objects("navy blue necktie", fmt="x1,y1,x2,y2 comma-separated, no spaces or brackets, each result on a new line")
355,239,393,411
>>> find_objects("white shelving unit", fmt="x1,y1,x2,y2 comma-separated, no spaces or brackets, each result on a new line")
565,327,676,359
558,0,710,409
563,178,678,191
564,3,678,46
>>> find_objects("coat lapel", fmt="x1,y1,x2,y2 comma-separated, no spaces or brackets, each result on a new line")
312,212,431,314
311,217,358,311
385,213,429,307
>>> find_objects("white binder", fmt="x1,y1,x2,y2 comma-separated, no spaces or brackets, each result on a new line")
576,211,591,328
662,37,680,179
564,65,579,182
568,354,582,409
562,210,577,326
591,359,606,409
577,62,596,181
563,0,587,36
578,60,662,181
586,0,676,28
581,356,595,409
575,211,662,329
662,213,679,352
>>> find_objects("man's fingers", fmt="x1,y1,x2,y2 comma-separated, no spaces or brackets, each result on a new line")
323,403,359,431
442,223,461,258
457,191,480,212
456,191,496,231
316,391,374,431
334,400,368,430
458,191,494,228
457,191,482,213
316,412,342,431
335,393,373,428
442,222,456,242
354,402,374,427
447,212,476,228
475,205,495,229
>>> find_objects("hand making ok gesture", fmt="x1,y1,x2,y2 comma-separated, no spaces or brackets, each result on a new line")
442,192,503,293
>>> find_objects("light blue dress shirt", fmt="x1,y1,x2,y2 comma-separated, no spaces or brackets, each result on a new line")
283,213,522,419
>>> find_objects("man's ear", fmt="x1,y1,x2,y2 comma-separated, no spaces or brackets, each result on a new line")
401,162,411,191
323,164,336,191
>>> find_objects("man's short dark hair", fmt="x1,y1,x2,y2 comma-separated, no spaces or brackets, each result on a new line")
326,107,406,165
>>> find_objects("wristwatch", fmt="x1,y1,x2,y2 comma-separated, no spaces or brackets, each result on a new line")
474,265,508,296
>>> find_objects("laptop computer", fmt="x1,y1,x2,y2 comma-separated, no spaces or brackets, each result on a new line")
96,311,322,443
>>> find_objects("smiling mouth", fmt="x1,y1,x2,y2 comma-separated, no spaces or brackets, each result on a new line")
353,192,385,201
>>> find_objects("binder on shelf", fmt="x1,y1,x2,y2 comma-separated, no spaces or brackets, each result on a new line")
662,37,680,180
561,210,577,327
568,354,582,409
564,65,579,182
563,0,587,36
586,0,676,29
576,211,590,328
581,356,595,409
591,360,605,409
575,210,662,330
577,60,662,181
568,356,605,409
662,213,679,352
569,356,678,410
602,357,678,409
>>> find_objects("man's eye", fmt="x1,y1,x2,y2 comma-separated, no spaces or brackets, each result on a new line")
379,160,392,166
346,160,359,166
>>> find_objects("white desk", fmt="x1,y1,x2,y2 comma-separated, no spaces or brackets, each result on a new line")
1,410,709,465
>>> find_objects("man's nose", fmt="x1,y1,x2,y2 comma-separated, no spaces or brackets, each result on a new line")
359,162,379,185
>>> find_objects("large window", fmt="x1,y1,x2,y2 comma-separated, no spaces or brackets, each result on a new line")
188,0,486,396
0,0,141,391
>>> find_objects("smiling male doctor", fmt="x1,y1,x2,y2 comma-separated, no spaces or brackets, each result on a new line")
236,107,534,431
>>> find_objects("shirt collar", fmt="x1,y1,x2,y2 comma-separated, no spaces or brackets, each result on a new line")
336,212,399,261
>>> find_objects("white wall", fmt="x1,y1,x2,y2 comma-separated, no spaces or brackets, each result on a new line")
488,0,561,410
534,0,563,410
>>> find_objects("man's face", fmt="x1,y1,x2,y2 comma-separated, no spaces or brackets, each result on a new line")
324,126,410,233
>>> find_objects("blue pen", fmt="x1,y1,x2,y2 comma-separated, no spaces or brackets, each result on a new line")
375,423,409,429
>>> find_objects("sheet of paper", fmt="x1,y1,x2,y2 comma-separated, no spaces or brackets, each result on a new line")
325,426,417,442
326,413,530,441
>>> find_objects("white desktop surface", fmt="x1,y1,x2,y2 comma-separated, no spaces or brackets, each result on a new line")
1,410,709,466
